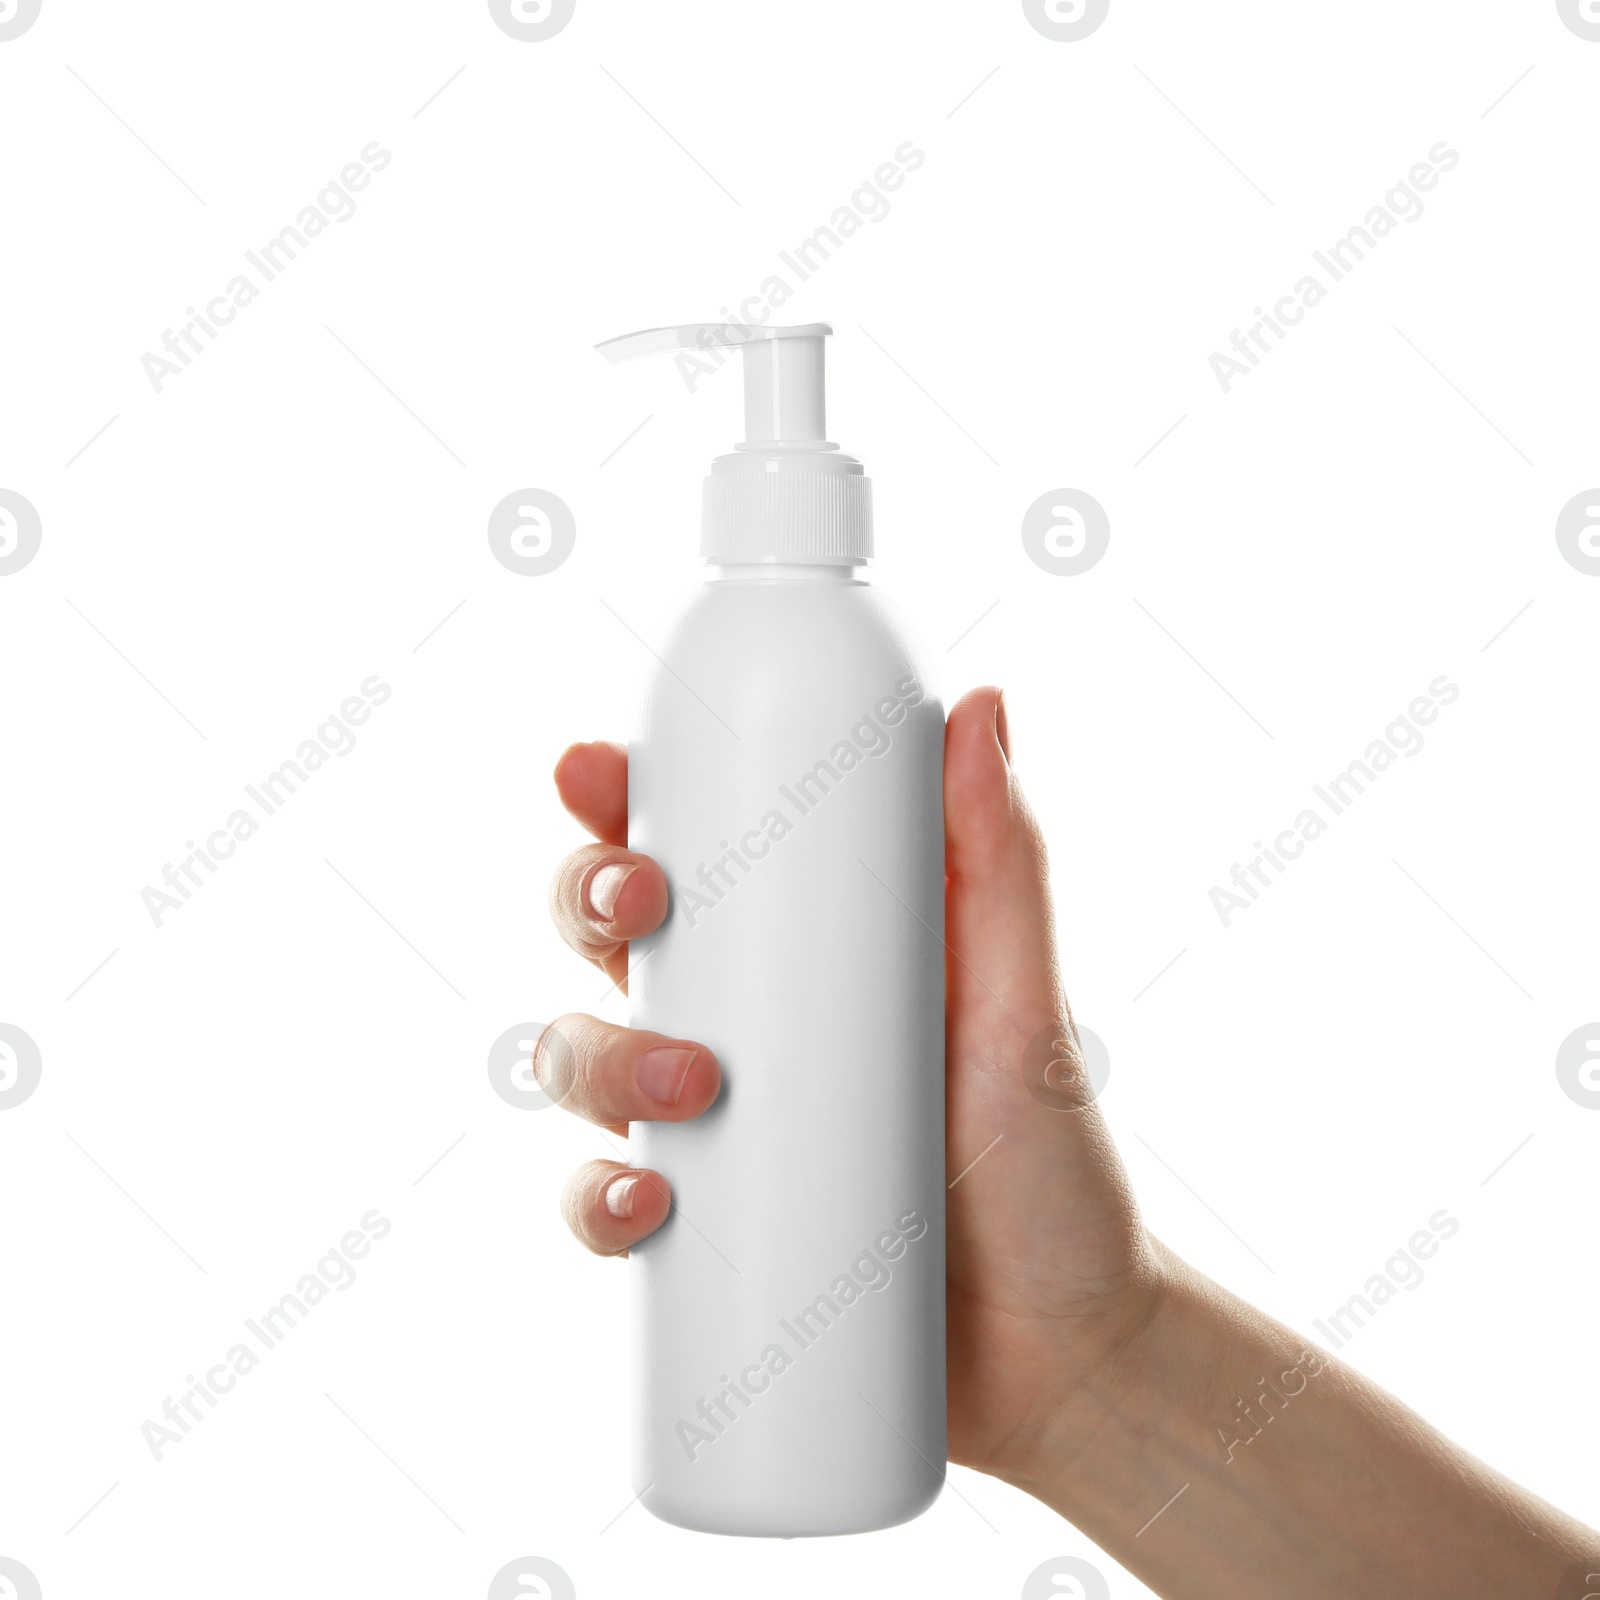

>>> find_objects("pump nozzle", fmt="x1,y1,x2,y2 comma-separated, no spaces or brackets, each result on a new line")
596,320,870,566
596,323,833,448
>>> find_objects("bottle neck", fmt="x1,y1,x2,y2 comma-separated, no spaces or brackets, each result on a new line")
710,562,863,584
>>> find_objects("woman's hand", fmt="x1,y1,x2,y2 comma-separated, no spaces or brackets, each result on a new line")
543,686,1600,1597
542,686,1161,1482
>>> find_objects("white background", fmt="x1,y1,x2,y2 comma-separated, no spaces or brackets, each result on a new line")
2,2,1597,1597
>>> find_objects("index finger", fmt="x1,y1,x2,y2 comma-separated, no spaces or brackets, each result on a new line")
554,740,627,845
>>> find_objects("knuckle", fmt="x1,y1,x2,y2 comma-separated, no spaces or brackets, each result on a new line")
549,845,597,916
560,1161,610,1242
558,1167,589,1237
532,1014,587,1106
549,844,629,955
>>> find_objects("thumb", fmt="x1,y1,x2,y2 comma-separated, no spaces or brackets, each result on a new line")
944,686,1069,1075
943,688,1141,1311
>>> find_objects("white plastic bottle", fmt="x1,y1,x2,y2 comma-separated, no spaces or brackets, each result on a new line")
596,323,946,1537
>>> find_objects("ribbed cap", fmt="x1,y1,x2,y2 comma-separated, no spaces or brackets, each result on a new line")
701,469,873,564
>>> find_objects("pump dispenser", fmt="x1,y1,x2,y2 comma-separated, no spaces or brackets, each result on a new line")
598,322,946,1538
597,322,872,565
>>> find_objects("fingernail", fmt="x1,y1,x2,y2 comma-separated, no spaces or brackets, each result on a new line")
606,1175,639,1219
587,862,638,922
636,1046,697,1107
994,690,1011,764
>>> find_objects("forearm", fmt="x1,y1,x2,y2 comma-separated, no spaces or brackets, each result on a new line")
1004,1246,1596,1600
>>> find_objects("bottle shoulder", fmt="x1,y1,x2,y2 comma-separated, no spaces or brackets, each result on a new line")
642,578,941,735
674,580,929,673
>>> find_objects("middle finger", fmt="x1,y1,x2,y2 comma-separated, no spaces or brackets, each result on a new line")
537,1013,721,1128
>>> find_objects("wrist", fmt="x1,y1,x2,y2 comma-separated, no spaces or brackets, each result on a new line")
990,1237,1190,1506
993,1247,1595,1600
996,1243,1316,1523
